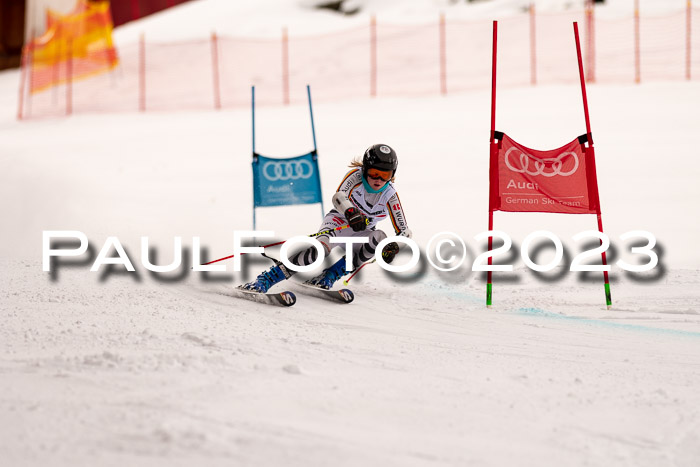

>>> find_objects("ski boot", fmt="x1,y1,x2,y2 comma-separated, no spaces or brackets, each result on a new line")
241,263,292,293
305,257,347,290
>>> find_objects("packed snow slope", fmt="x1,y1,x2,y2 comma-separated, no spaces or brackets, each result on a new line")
2,0,700,466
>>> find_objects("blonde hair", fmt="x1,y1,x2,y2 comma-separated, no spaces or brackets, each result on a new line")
349,158,395,183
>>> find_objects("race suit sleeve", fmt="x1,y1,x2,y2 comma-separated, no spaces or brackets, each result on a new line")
332,169,362,214
386,192,411,237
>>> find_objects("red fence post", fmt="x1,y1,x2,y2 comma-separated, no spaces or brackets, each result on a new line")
687,0,692,80
17,44,28,120
439,13,447,95
51,36,59,91
635,0,640,83
66,39,73,116
585,0,596,83
530,3,537,85
139,33,146,112
370,15,377,97
591,2,596,83
28,30,35,117
282,27,289,105
211,32,222,109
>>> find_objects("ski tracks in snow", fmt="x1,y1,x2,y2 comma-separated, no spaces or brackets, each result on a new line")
3,260,700,466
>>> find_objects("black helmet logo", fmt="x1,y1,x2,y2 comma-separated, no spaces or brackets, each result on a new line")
380,145,391,154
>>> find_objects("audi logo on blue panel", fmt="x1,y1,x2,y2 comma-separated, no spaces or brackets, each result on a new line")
262,160,315,181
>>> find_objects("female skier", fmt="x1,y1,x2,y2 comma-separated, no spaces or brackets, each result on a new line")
241,143,412,293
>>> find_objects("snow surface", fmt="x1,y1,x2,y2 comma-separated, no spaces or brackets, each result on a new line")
2,0,700,466
112,0,690,42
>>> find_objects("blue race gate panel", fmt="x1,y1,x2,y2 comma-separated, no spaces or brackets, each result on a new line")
252,151,323,207
251,85,325,229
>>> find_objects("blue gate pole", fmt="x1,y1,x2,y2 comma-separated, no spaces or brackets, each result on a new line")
252,86,256,153
252,86,257,229
307,85,324,217
307,85,317,152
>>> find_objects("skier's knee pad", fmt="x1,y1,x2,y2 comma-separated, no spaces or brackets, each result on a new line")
316,235,332,255
368,230,387,247
290,236,331,267
355,230,387,264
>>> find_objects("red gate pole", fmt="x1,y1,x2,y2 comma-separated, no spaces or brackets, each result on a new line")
370,15,377,97
487,20,498,308
530,3,537,85
574,22,612,309
211,32,222,110
634,0,640,84
282,27,289,105
687,0,692,80
139,33,146,112
439,12,447,95
66,39,73,116
574,23,593,144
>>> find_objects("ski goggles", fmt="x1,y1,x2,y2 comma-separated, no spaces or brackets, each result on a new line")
366,168,392,182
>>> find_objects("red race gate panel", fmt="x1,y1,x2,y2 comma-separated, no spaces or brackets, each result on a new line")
490,132,599,215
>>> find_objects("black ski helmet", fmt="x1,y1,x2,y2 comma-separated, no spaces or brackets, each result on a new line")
362,144,398,178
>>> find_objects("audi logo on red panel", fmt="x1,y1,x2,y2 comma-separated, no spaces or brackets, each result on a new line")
504,148,579,177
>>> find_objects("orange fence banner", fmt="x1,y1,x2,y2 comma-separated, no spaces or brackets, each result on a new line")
26,0,118,94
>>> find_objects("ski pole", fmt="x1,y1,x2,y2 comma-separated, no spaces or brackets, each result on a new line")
201,223,354,266
343,259,376,286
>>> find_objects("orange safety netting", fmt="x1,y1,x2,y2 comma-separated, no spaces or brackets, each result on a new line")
17,6,700,119
25,0,118,94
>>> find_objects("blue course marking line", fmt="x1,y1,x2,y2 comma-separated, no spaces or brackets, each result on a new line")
420,281,700,338
514,307,700,339
420,281,483,305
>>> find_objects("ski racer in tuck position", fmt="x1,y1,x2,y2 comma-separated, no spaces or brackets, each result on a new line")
242,143,412,292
